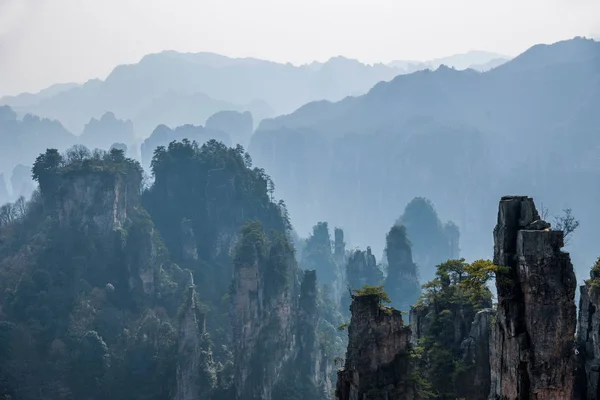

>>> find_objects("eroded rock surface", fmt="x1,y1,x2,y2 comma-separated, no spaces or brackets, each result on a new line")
576,276,600,399
176,275,216,400
490,196,576,400
336,294,415,400
458,308,494,400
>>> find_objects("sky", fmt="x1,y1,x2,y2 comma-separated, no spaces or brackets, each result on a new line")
0,0,599,97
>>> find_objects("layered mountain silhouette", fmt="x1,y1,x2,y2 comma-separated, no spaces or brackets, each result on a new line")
0,105,75,177
0,50,509,136
388,50,510,73
249,37,600,281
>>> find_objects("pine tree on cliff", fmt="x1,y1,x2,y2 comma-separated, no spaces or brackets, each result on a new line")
384,225,420,312
413,259,496,400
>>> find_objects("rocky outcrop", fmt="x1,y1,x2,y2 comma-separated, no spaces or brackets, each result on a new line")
58,173,133,233
576,270,600,400
384,225,420,313
333,228,346,307
342,247,383,315
336,294,415,400
409,295,492,398
345,247,382,290
490,196,577,400
176,275,216,400
458,308,494,400
231,224,296,400
295,270,331,396
180,219,199,261
273,270,333,399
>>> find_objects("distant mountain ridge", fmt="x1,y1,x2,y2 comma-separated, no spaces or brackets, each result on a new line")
0,49,510,136
249,37,600,282
388,50,511,72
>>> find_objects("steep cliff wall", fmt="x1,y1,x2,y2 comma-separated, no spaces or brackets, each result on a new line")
490,196,576,399
342,247,383,314
576,262,600,400
58,172,131,233
176,276,216,400
336,294,415,400
272,270,333,399
409,291,493,399
457,308,494,400
231,224,297,400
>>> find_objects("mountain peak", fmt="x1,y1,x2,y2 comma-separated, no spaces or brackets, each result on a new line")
493,36,599,74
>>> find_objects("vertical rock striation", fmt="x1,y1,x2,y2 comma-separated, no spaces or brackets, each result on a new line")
231,224,296,400
273,270,333,399
490,196,576,400
458,308,494,400
576,263,600,400
342,247,383,316
336,294,415,400
176,273,216,400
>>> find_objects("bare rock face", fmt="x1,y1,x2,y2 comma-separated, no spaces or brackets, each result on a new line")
58,173,131,234
273,270,333,399
458,308,494,400
490,196,577,400
231,238,295,400
180,219,199,261
576,278,600,399
342,247,383,314
336,294,415,400
176,274,216,400
295,270,333,397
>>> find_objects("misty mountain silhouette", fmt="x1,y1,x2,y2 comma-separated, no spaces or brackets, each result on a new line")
249,37,600,281
0,50,508,136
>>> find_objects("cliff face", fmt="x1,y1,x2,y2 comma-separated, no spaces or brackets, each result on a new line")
58,173,131,233
490,196,577,400
384,225,420,313
336,294,415,400
231,226,296,400
457,308,494,400
294,270,332,397
576,276,600,399
409,296,493,399
176,277,216,400
272,270,333,399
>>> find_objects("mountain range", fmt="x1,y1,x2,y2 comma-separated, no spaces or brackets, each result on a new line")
0,50,510,136
0,36,597,282
249,37,600,282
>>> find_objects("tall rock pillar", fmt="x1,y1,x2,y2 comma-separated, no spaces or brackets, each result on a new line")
489,196,576,399
336,294,415,400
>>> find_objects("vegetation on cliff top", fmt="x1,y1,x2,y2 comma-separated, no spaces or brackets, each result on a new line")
413,259,498,399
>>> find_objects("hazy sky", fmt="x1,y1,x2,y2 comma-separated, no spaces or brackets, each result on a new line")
0,0,598,96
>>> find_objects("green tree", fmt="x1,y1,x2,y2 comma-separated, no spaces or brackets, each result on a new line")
414,259,497,399
352,284,392,305
31,148,63,197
